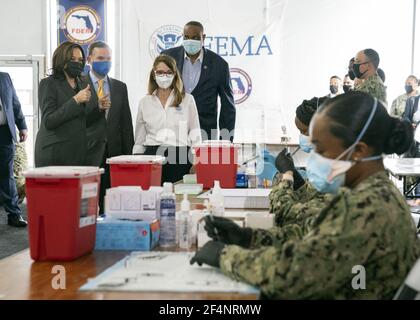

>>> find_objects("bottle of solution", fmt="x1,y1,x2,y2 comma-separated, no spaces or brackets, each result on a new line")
179,193,192,250
159,182,176,247
210,180,225,217
236,164,248,188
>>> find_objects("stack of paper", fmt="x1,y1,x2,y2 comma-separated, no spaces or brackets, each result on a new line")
198,188,271,209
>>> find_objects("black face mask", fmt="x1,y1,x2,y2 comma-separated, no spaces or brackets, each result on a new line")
329,85,339,94
405,85,414,94
65,61,84,78
343,84,352,93
352,63,367,79
348,69,356,80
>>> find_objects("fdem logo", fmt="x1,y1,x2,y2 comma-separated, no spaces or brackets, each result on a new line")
63,6,101,45
230,68,252,104
149,25,183,58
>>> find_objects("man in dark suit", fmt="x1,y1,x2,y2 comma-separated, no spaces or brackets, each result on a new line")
0,72,28,227
84,41,134,215
162,21,236,141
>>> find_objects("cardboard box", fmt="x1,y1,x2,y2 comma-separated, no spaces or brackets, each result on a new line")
195,212,246,248
95,218,160,251
105,186,163,221
246,212,274,229
195,211,273,248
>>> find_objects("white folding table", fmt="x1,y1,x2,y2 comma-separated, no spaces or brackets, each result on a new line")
384,158,420,199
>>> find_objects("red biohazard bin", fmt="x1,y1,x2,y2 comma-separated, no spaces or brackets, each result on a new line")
107,155,166,189
194,140,239,189
24,167,104,261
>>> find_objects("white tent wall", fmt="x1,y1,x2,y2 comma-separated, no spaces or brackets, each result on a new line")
120,0,285,143
413,0,420,77
0,0,47,55
120,0,415,144
278,0,413,140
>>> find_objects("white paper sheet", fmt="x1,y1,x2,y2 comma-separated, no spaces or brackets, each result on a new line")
198,188,271,198
198,188,271,209
80,252,259,294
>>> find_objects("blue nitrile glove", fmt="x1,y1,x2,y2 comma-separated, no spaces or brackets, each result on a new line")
258,149,278,184
263,149,276,166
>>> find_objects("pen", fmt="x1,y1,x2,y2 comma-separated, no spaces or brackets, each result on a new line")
242,154,260,165
291,146,301,156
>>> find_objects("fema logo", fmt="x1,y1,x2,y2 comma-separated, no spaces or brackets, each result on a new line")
63,6,101,45
230,68,252,104
149,25,183,58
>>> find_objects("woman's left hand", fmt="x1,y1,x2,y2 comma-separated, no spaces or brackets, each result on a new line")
190,241,225,268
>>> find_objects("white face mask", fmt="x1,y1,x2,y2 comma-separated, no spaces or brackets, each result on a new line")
155,74,174,89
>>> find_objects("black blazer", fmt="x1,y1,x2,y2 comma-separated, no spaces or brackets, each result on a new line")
35,75,88,167
162,46,236,140
84,75,134,166
0,72,27,143
403,95,420,123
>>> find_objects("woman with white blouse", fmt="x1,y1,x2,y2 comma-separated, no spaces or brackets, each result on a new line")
133,54,202,183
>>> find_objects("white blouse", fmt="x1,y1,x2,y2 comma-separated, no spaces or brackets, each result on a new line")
133,90,202,154
413,108,420,123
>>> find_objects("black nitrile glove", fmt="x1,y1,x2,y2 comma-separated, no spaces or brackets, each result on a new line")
275,148,295,173
204,216,253,248
292,169,305,190
275,149,305,190
190,241,225,268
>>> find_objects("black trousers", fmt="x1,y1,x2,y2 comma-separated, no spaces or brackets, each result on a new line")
143,146,192,184
0,125,22,216
98,147,111,216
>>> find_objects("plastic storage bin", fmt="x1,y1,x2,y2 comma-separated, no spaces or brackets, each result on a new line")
107,155,165,189
194,141,239,188
24,166,103,261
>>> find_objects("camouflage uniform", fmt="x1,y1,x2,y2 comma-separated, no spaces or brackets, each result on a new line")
390,93,410,118
355,74,387,106
390,92,419,118
270,182,333,234
13,139,28,202
219,171,420,299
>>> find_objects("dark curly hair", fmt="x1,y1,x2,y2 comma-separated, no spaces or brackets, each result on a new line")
51,41,86,78
319,91,413,155
296,96,329,126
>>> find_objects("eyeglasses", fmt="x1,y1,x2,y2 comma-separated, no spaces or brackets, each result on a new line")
154,70,174,76
354,61,370,65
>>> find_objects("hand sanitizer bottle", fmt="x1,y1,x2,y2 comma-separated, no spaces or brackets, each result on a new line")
210,180,225,217
159,182,176,247
179,193,192,250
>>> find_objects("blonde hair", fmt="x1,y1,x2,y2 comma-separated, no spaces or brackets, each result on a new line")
148,54,185,107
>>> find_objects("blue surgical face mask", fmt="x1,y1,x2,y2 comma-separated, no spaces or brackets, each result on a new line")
306,98,382,194
183,39,202,55
306,151,351,194
299,134,313,153
92,61,112,77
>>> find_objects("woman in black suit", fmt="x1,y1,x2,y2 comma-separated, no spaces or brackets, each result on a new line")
35,41,92,167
